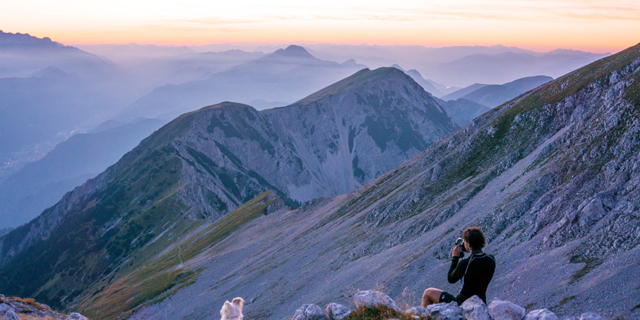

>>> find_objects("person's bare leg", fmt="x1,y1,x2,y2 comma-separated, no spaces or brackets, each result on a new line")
421,288,443,307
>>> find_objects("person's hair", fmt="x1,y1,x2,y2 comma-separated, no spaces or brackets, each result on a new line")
463,226,486,250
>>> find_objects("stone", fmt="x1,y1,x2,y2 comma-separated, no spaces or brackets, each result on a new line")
353,290,399,311
524,309,558,320
0,304,10,314
426,302,463,320
578,313,604,320
488,299,526,320
460,296,490,320
325,303,352,320
0,308,19,320
407,306,430,317
292,304,326,320
68,312,89,320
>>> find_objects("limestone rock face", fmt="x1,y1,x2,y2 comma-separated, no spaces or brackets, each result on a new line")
426,302,463,320
460,296,490,320
524,309,559,320
488,299,526,320
324,303,351,320
292,304,326,320
354,290,399,311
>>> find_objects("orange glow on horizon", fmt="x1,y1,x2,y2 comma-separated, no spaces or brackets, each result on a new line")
2,0,639,54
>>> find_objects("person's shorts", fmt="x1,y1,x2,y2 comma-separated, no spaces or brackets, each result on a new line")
439,291,460,305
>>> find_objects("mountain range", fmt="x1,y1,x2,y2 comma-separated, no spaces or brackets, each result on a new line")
443,76,554,108
0,33,636,320
0,67,459,317
117,45,367,120
424,51,607,87
109,42,638,320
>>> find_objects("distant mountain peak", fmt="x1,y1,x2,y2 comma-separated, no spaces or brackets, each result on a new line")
292,67,411,105
30,66,71,78
271,45,314,59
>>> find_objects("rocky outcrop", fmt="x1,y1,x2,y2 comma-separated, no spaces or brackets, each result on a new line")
488,300,526,320
325,303,352,320
427,302,463,320
460,296,490,320
354,290,399,311
292,304,325,320
0,295,88,320
293,292,605,320
524,309,558,320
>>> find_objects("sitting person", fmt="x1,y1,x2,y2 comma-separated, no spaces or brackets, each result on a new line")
422,226,495,306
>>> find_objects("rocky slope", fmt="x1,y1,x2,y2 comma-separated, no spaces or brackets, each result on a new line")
0,67,457,317
117,43,640,320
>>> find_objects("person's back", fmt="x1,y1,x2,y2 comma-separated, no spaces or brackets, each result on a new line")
447,251,495,303
422,226,496,306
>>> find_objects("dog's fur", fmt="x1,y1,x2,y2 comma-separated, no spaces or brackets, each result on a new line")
220,297,245,320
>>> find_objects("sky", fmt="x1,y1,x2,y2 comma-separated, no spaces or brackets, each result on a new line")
2,0,640,53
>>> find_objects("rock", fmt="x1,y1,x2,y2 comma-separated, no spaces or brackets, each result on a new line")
460,296,490,320
426,302,463,320
325,303,351,320
353,290,398,311
0,308,19,320
68,312,89,320
0,304,11,314
293,304,326,320
488,299,526,320
407,306,430,317
578,313,604,320
524,309,558,320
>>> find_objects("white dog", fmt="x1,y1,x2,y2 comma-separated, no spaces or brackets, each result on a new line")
220,297,245,320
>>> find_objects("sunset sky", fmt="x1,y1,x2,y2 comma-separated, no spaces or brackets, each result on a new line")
3,0,639,53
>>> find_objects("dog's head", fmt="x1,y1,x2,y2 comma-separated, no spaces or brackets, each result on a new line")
220,297,245,320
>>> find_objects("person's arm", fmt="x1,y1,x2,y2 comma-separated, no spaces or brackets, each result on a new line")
447,245,467,283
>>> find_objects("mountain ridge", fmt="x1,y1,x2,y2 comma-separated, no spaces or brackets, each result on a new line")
0,67,459,316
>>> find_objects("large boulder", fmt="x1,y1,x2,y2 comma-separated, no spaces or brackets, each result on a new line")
293,304,326,320
524,309,558,320
325,303,351,320
353,290,398,311
461,296,490,320
426,302,463,320
407,306,430,317
578,313,604,320
488,299,526,320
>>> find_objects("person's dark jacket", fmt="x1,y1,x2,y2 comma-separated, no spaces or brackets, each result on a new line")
448,252,496,303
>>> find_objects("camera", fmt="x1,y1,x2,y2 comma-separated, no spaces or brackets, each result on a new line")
455,238,468,252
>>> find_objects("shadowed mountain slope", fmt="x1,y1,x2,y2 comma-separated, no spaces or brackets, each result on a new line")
0,67,458,316
0,119,164,228
113,43,640,320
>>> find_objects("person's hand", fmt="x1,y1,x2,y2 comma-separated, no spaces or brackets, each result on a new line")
452,245,461,258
